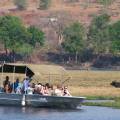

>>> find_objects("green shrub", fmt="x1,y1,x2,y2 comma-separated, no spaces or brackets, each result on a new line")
97,0,114,6
39,0,51,10
14,0,27,10
64,0,79,3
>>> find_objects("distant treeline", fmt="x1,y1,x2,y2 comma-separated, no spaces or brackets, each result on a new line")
0,12,120,65
13,0,115,10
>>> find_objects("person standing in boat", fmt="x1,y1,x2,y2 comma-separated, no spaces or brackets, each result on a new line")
23,77,31,94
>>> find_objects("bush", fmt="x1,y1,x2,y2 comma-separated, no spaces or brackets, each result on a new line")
39,0,51,10
14,0,27,10
64,0,79,3
97,0,114,6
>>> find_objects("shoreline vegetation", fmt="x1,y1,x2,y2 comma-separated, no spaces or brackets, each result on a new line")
83,96,120,109
68,70,120,108
0,64,120,108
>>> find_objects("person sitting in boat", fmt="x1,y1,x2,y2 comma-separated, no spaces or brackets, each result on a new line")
54,84,63,96
16,83,23,94
4,84,12,93
39,84,45,95
27,84,34,95
42,83,50,95
34,84,38,94
3,76,11,93
48,85,54,96
3,76,10,89
11,78,19,93
63,86,72,97
40,85,45,95
14,78,19,91
34,83,43,95
31,83,35,94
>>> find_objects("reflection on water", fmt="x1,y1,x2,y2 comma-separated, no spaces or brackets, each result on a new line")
0,106,120,120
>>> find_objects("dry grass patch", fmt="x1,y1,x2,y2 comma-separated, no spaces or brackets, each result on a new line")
69,86,120,97
68,70,120,87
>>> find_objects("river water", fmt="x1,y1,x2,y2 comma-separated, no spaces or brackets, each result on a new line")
0,106,119,120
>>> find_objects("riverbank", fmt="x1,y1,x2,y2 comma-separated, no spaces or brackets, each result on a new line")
83,96,120,109
67,70,120,108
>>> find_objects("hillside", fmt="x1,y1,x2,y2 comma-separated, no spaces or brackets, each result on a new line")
1,1,120,39
1,0,120,45
1,0,120,22
0,0,120,65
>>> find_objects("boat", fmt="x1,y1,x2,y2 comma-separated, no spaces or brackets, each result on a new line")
0,92,23,106
0,93,85,109
0,63,85,109
25,94,85,109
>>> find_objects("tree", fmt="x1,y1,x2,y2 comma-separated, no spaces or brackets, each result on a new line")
0,16,45,62
49,11,73,46
27,26,45,47
39,0,51,10
88,14,111,54
0,15,30,61
0,16,27,52
97,0,114,6
16,43,33,56
97,0,114,12
62,22,86,63
109,21,120,54
14,0,27,10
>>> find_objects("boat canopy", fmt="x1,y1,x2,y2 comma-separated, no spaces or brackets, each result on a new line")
0,64,34,77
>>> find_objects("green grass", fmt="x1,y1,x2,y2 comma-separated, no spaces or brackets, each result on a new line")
85,96,114,100
83,100,120,108
83,97,120,108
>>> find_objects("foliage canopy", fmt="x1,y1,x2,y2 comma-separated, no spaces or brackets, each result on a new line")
62,22,86,54
39,0,51,10
14,0,27,10
88,14,111,53
0,15,45,57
